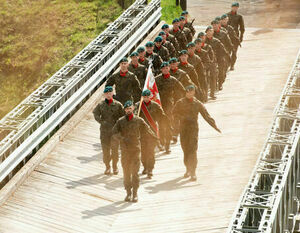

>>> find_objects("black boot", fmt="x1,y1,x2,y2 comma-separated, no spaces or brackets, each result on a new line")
132,189,138,202
124,189,132,202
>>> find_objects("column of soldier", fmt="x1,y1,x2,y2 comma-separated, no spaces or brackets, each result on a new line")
93,2,245,202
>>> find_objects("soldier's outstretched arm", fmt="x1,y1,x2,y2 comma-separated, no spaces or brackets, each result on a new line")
197,102,221,133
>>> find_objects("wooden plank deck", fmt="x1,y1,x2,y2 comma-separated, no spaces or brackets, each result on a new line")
0,28,300,233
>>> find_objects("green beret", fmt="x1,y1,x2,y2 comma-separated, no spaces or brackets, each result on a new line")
137,46,145,53
154,36,163,42
215,16,221,21
205,26,213,32
119,57,128,63
172,18,179,24
185,85,195,91
145,41,154,47
179,50,188,55
130,52,138,57
142,89,151,96
194,38,202,44
198,32,205,37
124,100,133,108
160,62,169,68
179,16,185,21
158,31,166,36
232,2,239,7
221,14,228,19
181,11,188,16
211,20,219,25
104,86,113,93
161,24,169,29
186,42,196,48
169,57,179,63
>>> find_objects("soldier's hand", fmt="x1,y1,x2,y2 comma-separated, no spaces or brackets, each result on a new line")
215,127,222,133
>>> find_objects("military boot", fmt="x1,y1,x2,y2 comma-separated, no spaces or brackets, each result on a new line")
104,166,111,175
147,170,153,179
165,143,171,154
113,163,119,175
142,168,148,175
184,169,190,178
124,189,132,202
190,170,197,181
132,189,138,203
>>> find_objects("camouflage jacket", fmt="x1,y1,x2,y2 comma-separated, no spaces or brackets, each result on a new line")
178,63,200,88
166,33,181,53
202,43,217,63
128,63,148,87
181,26,193,43
105,71,141,104
195,48,212,70
222,25,240,47
188,54,206,82
170,68,194,88
93,99,124,132
169,28,188,51
162,41,177,58
145,52,163,75
185,21,196,36
112,115,157,152
227,11,245,37
173,97,218,130
155,74,185,112
154,45,170,62
205,37,230,62
213,30,233,54
138,57,150,68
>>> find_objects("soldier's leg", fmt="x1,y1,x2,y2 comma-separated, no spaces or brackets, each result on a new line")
146,138,156,178
121,155,132,201
217,59,225,90
180,128,191,177
188,129,199,181
231,46,238,69
209,63,217,98
131,153,141,202
140,137,148,174
100,135,112,175
111,136,119,174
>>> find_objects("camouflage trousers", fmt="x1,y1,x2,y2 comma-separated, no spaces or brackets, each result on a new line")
121,149,140,191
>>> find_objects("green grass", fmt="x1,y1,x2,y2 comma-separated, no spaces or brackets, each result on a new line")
161,0,182,24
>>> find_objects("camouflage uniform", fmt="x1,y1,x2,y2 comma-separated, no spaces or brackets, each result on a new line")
155,74,185,150
169,28,188,51
112,115,157,194
154,45,170,62
162,40,177,58
185,21,196,37
138,57,150,68
170,68,194,87
181,26,193,43
166,33,180,53
128,63,148,87
105,71,141,105
145,52,163,75
93,99,124,171
227,11,245,41
173,96,219,176
222,24,240,69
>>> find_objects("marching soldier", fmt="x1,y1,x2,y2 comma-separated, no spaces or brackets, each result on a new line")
154,36,170,62
145,41,163,75
179,16,193,43
169,18,188,51
227,2,245,44
161,24,181,53
112,100,157,202
155,62,185,153
181,11,196,37
159,31,177,58
173,85,221,181
105,57,141,104
137,46,150,68
205,26,230,90
220,14,240,70
186,42,207,102
135,89,169,178
128,52,148,87
93,86,124,175
169,57,195,88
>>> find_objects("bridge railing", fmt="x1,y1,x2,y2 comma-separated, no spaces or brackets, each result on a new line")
0,0,162,187
227,49,300,233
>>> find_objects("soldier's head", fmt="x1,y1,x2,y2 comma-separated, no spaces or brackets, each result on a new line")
211,20,219,31
181,11,188,21
186,42,196,55
179,50,188,63
124,100,134,115
205,26,214,38
145,41,154,54
198,32,206,41
169,57,179,70
185,85,196,98
161,24,170,34
119,57,129,72
220,14,228,26
142,89,151,103
154,36,163,47
194,38,202,50
158,31,167,41
103,86,114,100
231,2,239,12
130,52,139,64
179,16,185,27
172,18,180,30
160,62,170,74
137,46,146,58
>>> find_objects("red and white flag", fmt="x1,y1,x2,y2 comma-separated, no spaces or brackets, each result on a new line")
143,64,161,105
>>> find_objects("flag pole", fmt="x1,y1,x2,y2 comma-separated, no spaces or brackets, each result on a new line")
137,96,143,116
138,61,152,116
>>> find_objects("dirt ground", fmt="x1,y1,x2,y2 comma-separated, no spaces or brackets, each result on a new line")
187,0,300,28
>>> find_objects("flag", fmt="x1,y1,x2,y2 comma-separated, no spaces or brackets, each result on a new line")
143,64,161,105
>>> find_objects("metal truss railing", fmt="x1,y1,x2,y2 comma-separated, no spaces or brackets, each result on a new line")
0,0,161,186
227,49,300,233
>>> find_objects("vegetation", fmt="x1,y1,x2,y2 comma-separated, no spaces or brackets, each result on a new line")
0,0,181,119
